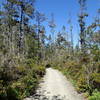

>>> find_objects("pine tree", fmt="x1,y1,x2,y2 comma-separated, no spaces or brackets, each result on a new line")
78,0,88,52
68,18,74,54
35,11,46,63
49,13,56,43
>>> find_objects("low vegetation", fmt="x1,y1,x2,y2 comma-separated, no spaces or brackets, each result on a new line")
0,60,45,100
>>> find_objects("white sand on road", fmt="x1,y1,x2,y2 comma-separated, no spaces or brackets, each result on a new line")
25,68,85,100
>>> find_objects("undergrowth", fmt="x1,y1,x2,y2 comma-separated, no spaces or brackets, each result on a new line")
0,59,45,100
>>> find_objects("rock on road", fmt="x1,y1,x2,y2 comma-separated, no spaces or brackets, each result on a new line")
25,68,85,100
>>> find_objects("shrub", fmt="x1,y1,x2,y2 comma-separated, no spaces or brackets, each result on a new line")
0,58,46,100
77,76,88,93
90,73,100,90
22,75,38,95
6,87,20,100
89,91,100,100
0,90,7,100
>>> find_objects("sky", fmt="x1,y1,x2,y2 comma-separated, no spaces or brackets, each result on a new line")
35,0,100,45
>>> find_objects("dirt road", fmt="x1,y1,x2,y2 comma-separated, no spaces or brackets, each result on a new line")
25,68,84,100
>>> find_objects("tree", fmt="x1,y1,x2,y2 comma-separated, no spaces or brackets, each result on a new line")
49,13,56,43
16,0,35,55
78,0,88,52
68,18,74,54
35,11,46,63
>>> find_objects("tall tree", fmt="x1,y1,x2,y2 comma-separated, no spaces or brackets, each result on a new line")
68,18,74,54
35,11,46,62
49,13,56,43
78,0,88,52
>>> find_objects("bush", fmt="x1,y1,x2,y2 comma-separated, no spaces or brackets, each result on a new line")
6,87,20,100
45,64,51,68
31,65,45,78
89,91,100,100
0,59,46,100
22,75,38,95
77,75,88,93
0,90,7,100
91,73,100,90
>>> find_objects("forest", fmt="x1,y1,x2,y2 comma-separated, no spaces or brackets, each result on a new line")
0,0,100,100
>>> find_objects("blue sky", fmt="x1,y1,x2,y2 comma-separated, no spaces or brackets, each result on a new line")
35,0,100,45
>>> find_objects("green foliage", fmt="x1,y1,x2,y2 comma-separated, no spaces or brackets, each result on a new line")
90,73,100,90
77,75,89,93
91,73,100,84
83,92,90,98
0,59,45,100
55,52,100,97
89,91,100,100
6,87,20,100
